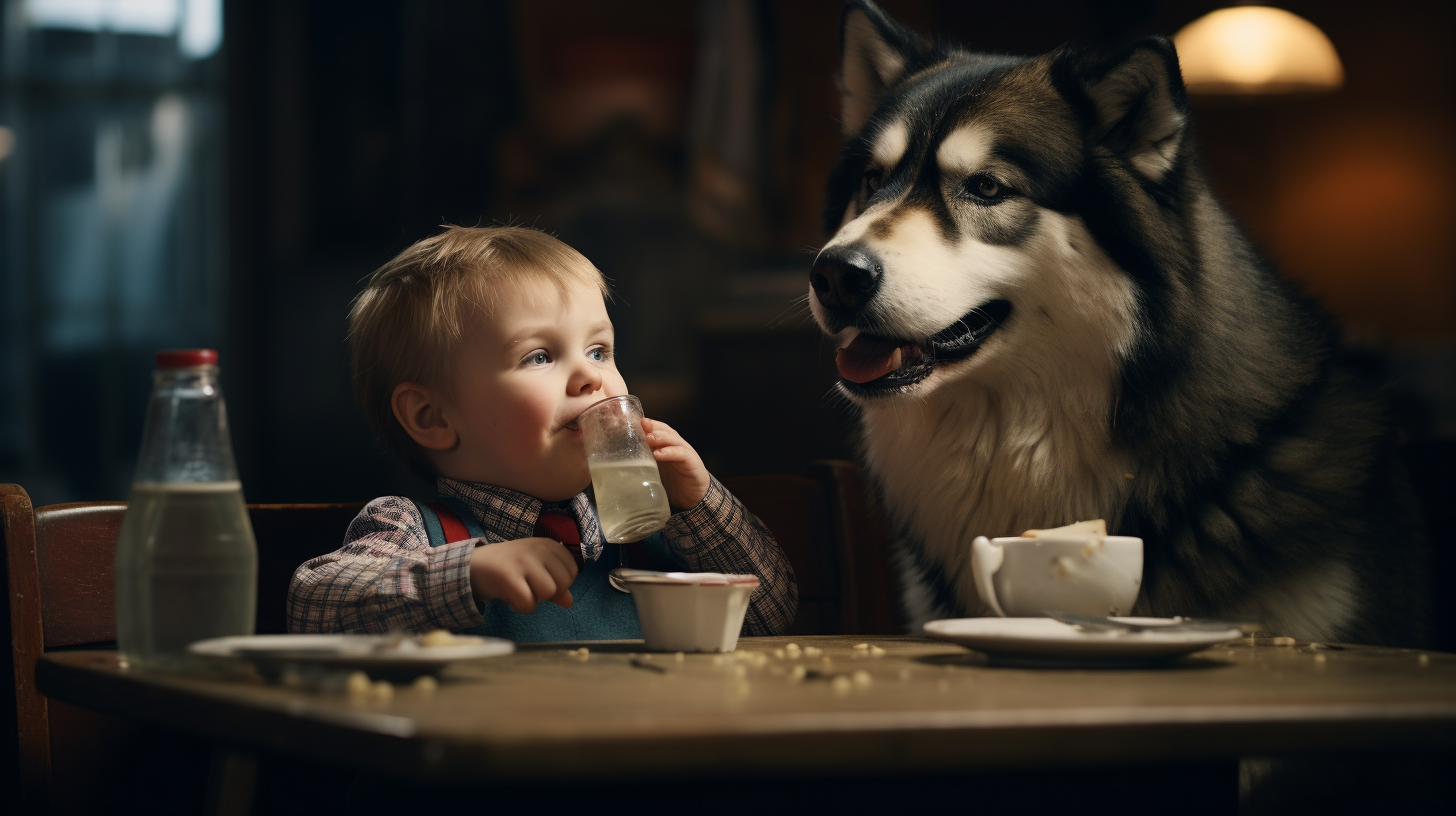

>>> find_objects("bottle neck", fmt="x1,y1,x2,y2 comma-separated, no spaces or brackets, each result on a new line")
133,365,241,485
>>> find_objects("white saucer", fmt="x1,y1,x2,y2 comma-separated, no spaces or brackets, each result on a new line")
922,617,1241,668
190,634,514,677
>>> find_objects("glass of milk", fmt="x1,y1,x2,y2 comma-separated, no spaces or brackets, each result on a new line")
577,395,670,543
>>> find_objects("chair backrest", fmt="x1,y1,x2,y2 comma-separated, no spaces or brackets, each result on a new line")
722,460,900,635
0,484,363,812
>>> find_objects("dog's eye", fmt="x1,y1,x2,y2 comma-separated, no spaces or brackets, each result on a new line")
862,168,884,199
966,175,1008,203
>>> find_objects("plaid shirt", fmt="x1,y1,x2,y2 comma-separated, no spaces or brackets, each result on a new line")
287,475,797,637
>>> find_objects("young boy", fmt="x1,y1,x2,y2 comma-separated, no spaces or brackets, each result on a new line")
288,226,797,640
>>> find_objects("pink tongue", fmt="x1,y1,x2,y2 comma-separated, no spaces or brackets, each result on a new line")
836,334,905,383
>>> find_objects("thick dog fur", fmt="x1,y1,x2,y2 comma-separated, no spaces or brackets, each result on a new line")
810,1,1430,647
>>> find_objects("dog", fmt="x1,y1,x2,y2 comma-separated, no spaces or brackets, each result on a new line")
808,0,1430,647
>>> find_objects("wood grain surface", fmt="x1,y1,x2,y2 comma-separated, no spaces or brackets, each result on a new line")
37,635,1456,780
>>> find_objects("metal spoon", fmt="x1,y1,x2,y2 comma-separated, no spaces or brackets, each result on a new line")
1044,611,1256,634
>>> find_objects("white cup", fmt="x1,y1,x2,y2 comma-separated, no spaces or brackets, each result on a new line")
970,535,1143,617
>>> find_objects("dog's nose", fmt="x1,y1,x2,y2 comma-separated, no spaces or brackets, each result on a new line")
810,247,882,311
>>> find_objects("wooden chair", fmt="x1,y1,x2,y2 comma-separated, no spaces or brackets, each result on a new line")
0,483,362,814
3,461,898,812
724,460,900,635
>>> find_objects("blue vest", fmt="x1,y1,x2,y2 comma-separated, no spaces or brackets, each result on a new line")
414,497,673,642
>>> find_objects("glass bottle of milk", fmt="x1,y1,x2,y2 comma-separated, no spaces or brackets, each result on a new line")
115,349,258,670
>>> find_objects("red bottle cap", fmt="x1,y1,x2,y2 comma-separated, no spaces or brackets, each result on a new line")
155,349,219,369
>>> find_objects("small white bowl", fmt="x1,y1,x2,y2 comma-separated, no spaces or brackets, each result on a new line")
622,572,759,652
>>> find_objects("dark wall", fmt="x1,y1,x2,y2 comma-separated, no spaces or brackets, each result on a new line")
221,0,1455,501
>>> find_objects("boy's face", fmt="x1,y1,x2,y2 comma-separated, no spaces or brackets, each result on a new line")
435,277,628,500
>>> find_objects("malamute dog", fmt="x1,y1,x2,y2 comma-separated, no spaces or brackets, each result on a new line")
810,1,1430,646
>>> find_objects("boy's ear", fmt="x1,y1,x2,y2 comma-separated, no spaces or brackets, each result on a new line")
391,382,457,452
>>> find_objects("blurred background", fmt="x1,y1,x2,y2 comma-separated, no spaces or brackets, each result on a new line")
1,0,1451,527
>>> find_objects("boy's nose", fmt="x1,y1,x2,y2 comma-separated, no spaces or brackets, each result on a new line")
570,362,604,396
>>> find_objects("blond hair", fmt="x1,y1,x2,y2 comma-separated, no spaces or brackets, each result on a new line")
348,225,609,480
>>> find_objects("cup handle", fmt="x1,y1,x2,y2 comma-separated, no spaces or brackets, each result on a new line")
971,536,1008,617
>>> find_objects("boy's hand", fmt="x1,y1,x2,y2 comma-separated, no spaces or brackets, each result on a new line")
469,538,578,614
642,418,710,511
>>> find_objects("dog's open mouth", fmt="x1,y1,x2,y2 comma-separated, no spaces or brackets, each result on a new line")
835,300,1012,393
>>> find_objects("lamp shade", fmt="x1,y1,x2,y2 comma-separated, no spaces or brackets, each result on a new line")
1173,6,1344,95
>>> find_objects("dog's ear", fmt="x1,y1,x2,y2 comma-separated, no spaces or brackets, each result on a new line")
1072,36,1189,183
839,0,931,137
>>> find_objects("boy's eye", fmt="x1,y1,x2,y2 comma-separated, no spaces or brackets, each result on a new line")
526,351,552,366
588,346,611,363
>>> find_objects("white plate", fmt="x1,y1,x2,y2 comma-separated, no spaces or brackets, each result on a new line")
922,617,1241,668
189,634,514,677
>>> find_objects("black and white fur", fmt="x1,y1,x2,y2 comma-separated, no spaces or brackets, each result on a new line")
810,1,1430,646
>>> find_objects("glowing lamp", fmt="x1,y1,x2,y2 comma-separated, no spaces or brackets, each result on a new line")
1173,6,1344,95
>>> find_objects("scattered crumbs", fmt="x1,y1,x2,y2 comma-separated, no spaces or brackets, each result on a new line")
674,652,685,663
768,665,785,677
831,676,853,696
711,655,726,666
639,653,653,661
1418,654,1430,667
870,646,887,658
821,656,833,667
789,665,808,682
345,671,371,696
853,643,870,651
371,680,394,701
937,679,951,692
1306,642,1325,651
852,670,873,687
411,675,438,693
785,642,800,651
1271,636,1297,647
803,646,822,658
567,647,591,662
117,659,130,671
898,668,912,681
1124,472,1135,480
773,649,785,659
1313,654,1327,664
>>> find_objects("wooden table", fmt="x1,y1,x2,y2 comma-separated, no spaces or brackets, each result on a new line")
37,635,1456,809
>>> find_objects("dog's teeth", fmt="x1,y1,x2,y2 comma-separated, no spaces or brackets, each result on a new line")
838,327,861,349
